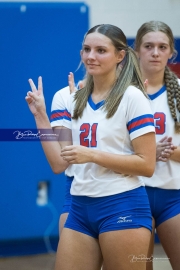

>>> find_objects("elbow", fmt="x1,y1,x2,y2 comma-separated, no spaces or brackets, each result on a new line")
51,163,67,174
52,168,63,174
143,164,155,177
144,170,154,178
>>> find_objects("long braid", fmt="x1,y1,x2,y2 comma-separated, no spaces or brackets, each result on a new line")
175,75,180,113
164,66,180,133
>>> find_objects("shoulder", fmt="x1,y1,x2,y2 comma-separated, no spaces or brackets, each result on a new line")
51,86,71,111
53,86,70,100
123,85,148,101
122,85,153,118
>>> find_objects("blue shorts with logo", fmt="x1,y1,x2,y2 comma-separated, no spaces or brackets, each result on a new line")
64,186,152,238
61,176,73,214
145,186,180,228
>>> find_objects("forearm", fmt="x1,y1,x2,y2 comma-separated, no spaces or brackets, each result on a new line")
90,149,155,177
91,133,156,176
170,146,180,162
61,132,156,176
34,112,69,173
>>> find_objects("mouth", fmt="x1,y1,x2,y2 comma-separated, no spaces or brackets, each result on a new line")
150,61,161,63
87,63,97,66
87,64,99,69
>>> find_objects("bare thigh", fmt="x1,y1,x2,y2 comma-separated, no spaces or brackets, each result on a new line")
55,228,103,270
59,213,69,235
157,214,180,270
146,218,155,270
99,227,151,270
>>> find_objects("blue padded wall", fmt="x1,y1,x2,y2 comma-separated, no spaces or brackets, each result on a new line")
0,2,89,256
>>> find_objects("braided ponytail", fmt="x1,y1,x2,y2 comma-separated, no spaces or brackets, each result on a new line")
164,66,180,133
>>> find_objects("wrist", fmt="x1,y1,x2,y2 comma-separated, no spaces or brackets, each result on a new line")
89,148,99,163
34,111,50,128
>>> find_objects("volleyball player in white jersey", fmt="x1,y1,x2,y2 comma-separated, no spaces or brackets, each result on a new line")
26,24,156,270
135,21,180,270
50,74,84,235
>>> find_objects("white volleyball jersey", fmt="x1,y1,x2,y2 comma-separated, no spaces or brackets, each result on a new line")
142,80,180,189
50,86,74,177
62,85,155,197
51,86,71,127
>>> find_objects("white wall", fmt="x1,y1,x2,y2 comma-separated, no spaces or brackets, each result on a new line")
1,0,180,37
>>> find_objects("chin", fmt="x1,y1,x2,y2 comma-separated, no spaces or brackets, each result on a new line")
148,66,162,72
87,71,101,76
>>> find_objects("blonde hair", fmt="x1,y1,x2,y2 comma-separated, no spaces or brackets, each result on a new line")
135,21,180,133
73,24,147,120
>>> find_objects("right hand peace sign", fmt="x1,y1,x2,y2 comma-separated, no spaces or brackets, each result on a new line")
25,76,46,117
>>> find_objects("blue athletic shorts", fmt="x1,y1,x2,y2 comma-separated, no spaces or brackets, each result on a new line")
145,186,180,228
61,176,73,214
64,186,152,238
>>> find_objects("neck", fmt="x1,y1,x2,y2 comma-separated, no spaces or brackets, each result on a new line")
91,72,117,103
141,68,165,95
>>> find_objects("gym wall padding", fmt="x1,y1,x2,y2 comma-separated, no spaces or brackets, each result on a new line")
0,2,89,256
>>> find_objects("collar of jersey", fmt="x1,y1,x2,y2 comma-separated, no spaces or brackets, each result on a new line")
148,85,166,100
88,95,105,110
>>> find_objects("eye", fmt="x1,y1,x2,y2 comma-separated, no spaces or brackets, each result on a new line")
97,48,106,53
83,47,90,52
160,45,167,50
145,45,152,49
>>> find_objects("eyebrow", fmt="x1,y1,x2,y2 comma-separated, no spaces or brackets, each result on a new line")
143,42,169,46
83,44,108,49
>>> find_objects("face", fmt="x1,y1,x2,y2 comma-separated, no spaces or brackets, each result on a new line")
81,32,125,77
136,31,173,74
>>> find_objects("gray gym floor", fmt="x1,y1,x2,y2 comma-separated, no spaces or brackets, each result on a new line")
0,243,172,270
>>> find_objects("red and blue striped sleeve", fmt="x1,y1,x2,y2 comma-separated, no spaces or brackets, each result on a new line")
50,109,71,123
127,114,154,134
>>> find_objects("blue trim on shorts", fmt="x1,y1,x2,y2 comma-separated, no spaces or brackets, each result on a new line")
145,186,180,227
61,176,73,214
64,186,152,238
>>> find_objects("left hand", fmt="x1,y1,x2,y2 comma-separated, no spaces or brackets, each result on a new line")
61,145,93,164
68,72,77,94
144,79,148,92
68,72,85,94
158,136,177,162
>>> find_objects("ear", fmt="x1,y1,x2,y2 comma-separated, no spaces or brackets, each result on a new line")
117,50,126,64
80,50,84,63
135,50,140,58
80,50,83,57
169,52,173,59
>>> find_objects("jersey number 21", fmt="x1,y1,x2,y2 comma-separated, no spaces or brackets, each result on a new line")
80,123,98,147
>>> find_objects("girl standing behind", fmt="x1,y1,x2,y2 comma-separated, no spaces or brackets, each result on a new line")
135,20,180,270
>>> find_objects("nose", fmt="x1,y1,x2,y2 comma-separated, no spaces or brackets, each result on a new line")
152,47,159,57
87,49,95,60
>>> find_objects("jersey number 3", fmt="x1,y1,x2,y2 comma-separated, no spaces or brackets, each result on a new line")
154,112,166,134
80,123,98,147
